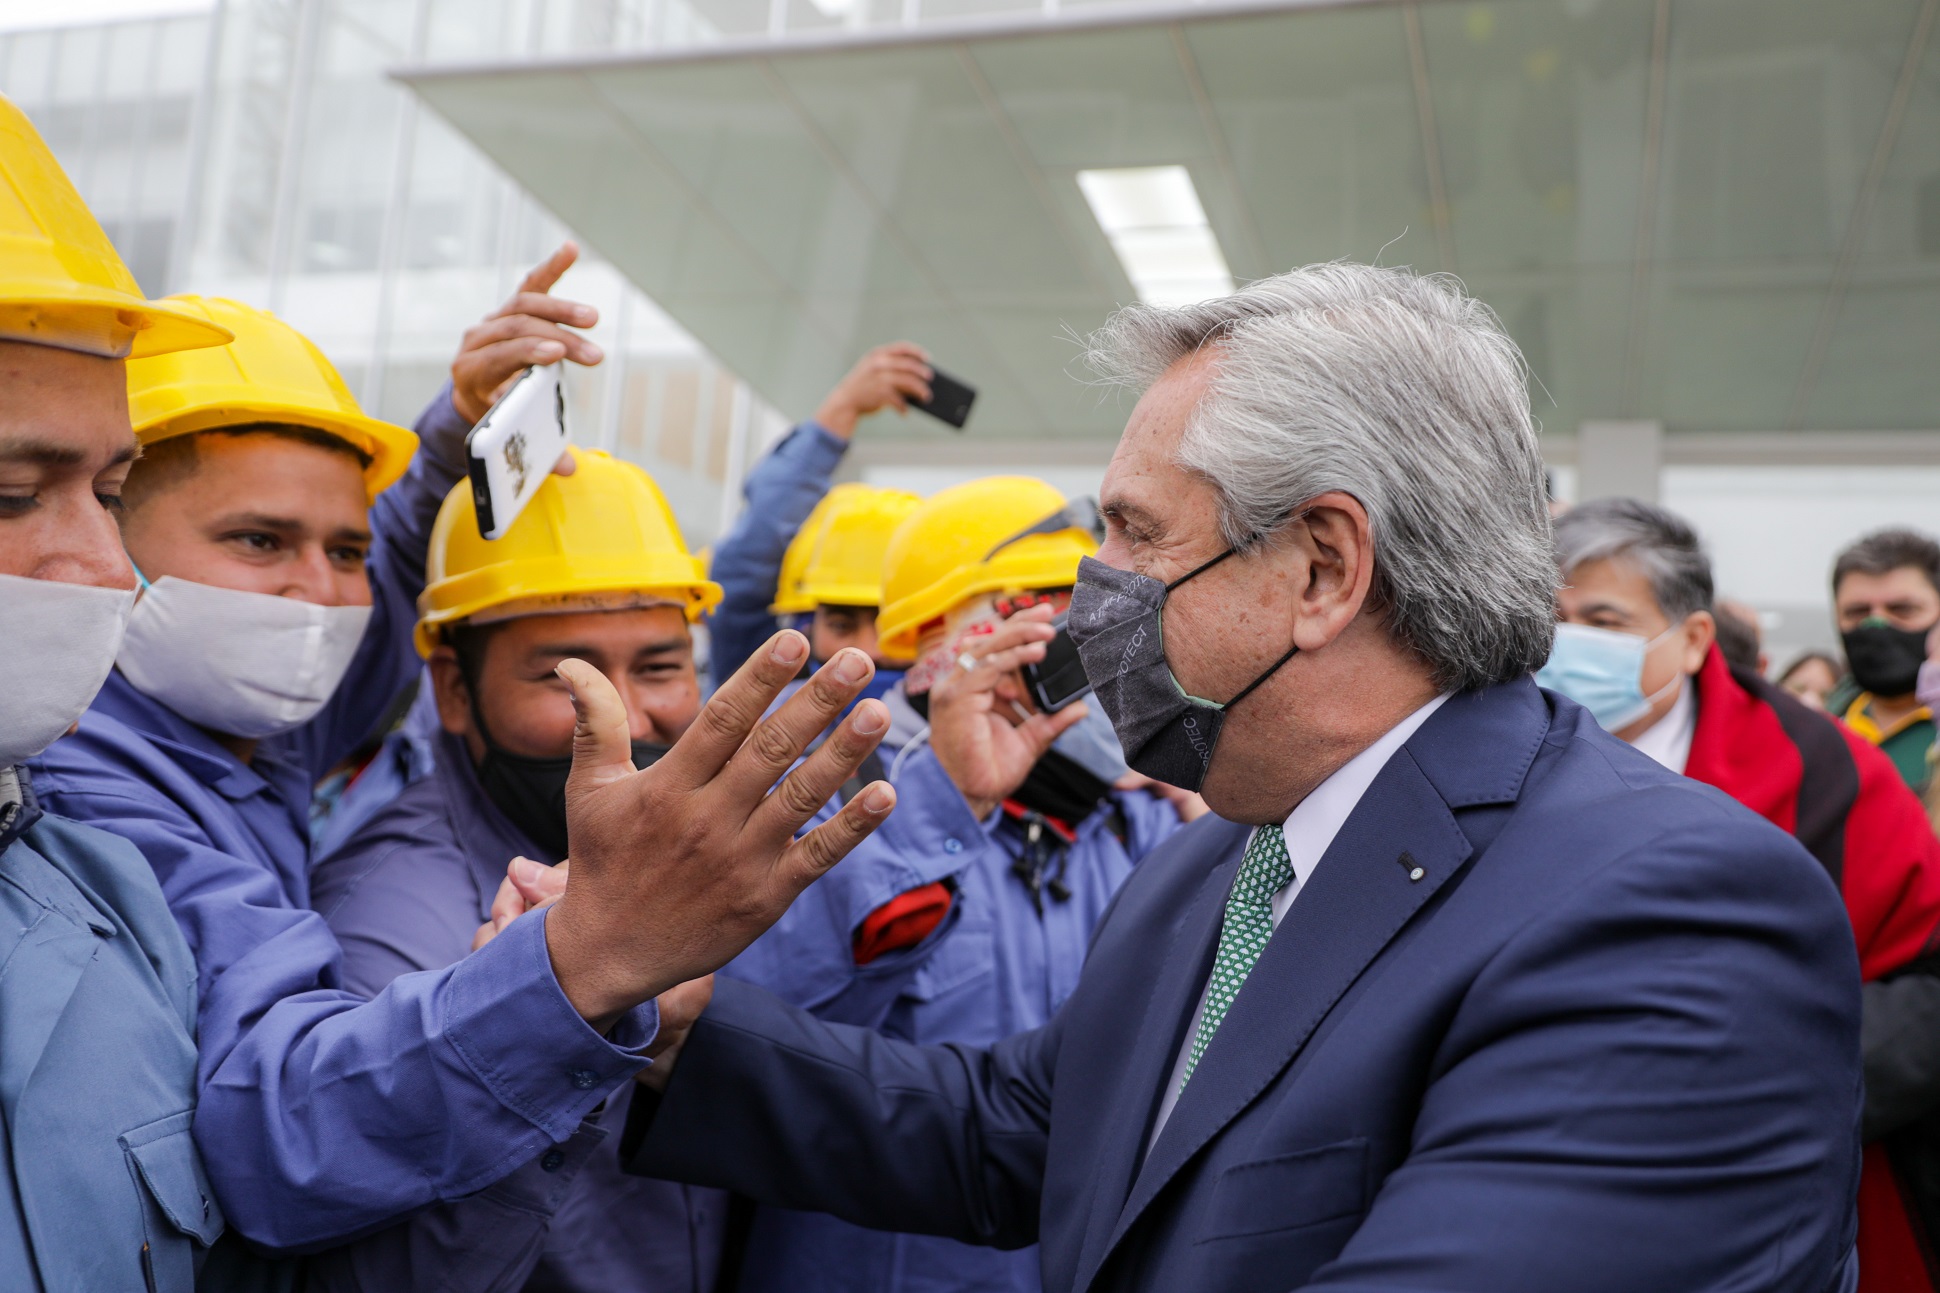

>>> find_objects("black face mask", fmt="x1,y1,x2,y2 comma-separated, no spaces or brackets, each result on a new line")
1841,618,1932,698
472,705,669,858
1065,552,1299,793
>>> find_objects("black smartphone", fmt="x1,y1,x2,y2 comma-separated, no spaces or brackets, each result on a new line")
911,365,976,430
1023,615,1092,712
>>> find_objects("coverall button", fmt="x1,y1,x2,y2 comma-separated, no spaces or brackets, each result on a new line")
569,1068,599,1090
943,837,963,854
541,1149,566,1172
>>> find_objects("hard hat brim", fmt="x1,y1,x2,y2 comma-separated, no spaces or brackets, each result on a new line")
133,399,421,497
0,290,234,359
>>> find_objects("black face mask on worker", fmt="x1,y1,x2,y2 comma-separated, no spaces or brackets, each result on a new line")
471,702,669,859
1841,618,1933,698
1065,551,1299,794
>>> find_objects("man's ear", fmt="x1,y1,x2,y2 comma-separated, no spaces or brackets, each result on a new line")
427,646,472,737
1681,610,1717,675
1290,490,1376,652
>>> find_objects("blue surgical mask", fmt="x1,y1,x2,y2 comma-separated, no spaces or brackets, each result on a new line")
1536,621,1680,732
1049,700,1131,786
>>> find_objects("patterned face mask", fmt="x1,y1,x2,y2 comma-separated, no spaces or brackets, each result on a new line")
1065,553,1298,793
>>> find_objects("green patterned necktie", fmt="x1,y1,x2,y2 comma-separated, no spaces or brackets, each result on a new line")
1180,825,1295,1090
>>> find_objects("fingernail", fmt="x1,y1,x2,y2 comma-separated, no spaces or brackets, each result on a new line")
771,633,807,664
853,702,886,735
583,343,604,362
862,783,893,812
834,651,869,684
513,858,541,883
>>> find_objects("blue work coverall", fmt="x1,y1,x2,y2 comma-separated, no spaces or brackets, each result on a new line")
309,727,729,1293
0,767,217,1293
708,419,849,686
31,386,657,1266
717,687,1183,1293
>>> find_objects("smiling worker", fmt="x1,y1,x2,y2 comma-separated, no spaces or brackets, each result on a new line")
309,453,729,1292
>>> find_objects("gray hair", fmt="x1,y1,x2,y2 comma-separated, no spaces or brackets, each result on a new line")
1084,262,1555,691
1552,497,1714,621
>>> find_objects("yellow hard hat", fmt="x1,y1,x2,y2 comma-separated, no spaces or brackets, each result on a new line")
0,95,230,358
771,484,922,614
876,476,1098,661
126,296,419,496
769,487,847,617
416,449,723,656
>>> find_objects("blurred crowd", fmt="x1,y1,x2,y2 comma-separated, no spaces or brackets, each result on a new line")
7,85,1940,1293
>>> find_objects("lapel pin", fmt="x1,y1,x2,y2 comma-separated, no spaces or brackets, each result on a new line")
1398,851,1425,883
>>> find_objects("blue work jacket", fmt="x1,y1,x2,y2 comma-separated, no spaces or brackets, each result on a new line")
31,386,658,1259
310,677,440,858
0,770,218,1293
309,728,728,1293
708,419,847,687
719,693,1183,1293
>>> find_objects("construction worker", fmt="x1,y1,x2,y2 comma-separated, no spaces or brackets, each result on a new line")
717,476,1198,1293
0,93,232,1293
309,454,730,1292
30,249,900,1268
708,341,933,685
765,481,922,723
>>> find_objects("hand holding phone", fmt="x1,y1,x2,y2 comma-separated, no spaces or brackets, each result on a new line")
1022,614,1093,712
909,365,977,430
467,364,569,540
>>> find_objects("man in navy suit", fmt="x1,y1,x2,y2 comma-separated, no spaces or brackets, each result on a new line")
614,264,1863,1290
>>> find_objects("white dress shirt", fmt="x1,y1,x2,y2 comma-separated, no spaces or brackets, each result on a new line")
1628,677,1696,774
1147,692,1451,1149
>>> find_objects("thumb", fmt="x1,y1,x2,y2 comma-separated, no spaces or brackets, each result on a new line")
1017,700,1089,761
559,658,637,806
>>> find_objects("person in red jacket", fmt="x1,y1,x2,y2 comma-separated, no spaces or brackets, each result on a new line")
1548,498,1940,1293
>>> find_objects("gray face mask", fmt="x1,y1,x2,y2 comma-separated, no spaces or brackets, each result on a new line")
1066,552,1299,793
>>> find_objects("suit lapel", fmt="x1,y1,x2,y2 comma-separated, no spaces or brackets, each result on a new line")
1068,820,1246,1289
1076,748,1476,1292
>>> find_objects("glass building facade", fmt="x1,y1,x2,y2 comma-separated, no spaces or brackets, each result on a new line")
0,0,854,545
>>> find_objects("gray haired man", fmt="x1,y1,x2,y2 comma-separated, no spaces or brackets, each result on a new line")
615,265,1862,1292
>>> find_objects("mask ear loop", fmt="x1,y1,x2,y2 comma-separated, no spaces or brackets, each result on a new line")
1164,547,1237,592
1222,639,1302,711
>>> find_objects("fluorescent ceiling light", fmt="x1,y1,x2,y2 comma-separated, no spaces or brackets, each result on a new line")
806,0,858,17
1077,165,1234,308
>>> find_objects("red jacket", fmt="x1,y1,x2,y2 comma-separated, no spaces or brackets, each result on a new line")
1684,644,1940,1292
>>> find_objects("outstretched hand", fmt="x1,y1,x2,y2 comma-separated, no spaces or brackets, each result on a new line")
470,854,714,1092
541,631,897,1031
927,604,1089,820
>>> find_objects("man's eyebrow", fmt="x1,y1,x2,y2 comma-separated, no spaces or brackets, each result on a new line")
0,436,136,468
209,511,308,532
1573,599,1635,618
328,525,375,546
1101,496,1163,532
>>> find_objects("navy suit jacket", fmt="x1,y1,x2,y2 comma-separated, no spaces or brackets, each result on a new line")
625,680,1863,1292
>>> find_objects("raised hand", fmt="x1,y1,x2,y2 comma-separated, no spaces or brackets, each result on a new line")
813,341,933,439
926,605,1089,819
542,631,897,1030
450,241,604,431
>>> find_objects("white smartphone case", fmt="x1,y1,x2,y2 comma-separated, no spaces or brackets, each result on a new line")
465,364,569,540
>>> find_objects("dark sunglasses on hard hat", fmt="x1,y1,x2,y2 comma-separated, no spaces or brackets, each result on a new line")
982,497,1105,563
979,497,1103,713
